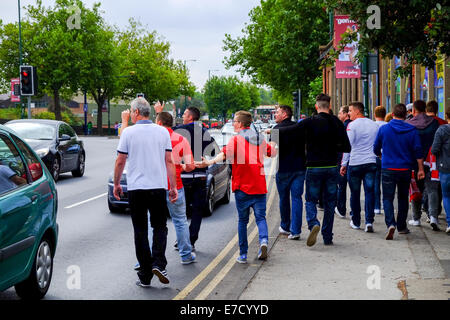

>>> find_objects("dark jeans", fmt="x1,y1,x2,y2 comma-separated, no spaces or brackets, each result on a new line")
184,178,208,246
336,164,348,215
275,171,306,235
305,167,338,244
128,189,169,275
381,169,411,231
347,163,377,227
412,168,427,220
374,158,382,211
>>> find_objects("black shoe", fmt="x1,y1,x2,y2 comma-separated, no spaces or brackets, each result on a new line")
136,270,152,287
398,228,410,234
324,241,334,246
152,267,170,284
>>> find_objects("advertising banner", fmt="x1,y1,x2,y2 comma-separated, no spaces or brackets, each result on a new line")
10,78,20,102
334,15,361,78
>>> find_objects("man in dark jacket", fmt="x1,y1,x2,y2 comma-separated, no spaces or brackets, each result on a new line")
277,94,351,246
155,104,216,250
272,105,306,240
374,103,425,240
406,100,440,227
431,107,450,234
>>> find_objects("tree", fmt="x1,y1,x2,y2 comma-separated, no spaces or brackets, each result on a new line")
203,76,255,121
325,1,450,72
223,0,329,98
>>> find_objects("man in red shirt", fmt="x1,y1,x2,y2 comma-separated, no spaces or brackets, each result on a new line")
196,111,277,264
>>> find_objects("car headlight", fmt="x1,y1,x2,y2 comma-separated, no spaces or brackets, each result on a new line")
36,147,50,157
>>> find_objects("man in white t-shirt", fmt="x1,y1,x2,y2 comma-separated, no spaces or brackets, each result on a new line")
340,102,380,233
113,97,177,288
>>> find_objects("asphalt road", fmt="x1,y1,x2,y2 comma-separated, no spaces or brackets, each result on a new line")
1,135,255,300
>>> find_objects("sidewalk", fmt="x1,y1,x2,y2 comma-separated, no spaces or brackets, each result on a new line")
237,176,450,300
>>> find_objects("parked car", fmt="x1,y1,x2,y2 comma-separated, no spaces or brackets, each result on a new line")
5,119,85,182
0,124,58,299
107,140,232,217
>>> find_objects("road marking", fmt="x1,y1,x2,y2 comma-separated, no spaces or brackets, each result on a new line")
64,193,107,209
173,158,277,300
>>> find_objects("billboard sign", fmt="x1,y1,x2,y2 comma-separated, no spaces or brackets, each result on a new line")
334,15,361,79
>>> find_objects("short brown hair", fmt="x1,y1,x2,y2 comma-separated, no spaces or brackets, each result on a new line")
156,111,173,127
316,94,330,109
413,100,426,113
349,101,365,114
234,110,252,127
187,107,200,121
374,106,386,119
426,100,438,115
393,103,407,119
278,105,292,118
340,105,349,114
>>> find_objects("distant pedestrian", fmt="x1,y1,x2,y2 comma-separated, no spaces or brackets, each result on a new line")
406,100,439,228
278,94,351,246
196,111,277,263
340,102,379,233
113,97,178,287
430,107,450,234
374,106,387,215
273,105,306,240
87,121,92,135
374,103,425,240
335,105,351,218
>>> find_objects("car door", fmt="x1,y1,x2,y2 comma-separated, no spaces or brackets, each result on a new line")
64,124,80,170
0,133,39,287
57,124,76,171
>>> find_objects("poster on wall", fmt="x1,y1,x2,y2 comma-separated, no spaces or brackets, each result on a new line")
334,15,361,79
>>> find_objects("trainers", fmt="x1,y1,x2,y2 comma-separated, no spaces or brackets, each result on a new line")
152,267,170,284
278,226,290,235
350,220,360,230
365,224,374,233
324,241,334,246
385,226,395,240
408,219,421,226
134,262,141,271
236,254,247,264
307,225,320,247
426,217,431,223
181,253,196,265
398,228,410,234
136,271,152,288
335,207,345,218
288,234,300,240
374,209,382,215
430,217,440,231
446,227,450,234
258,243,268,260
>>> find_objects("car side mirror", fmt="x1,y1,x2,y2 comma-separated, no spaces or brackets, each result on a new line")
59,134,71,141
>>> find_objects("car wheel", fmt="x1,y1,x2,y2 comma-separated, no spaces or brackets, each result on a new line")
72,153,85,177
14,238,53,300
204,182,215,217
51,158,60,182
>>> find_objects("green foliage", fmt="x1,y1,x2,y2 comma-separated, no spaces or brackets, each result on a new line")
259,88,277,105
33,111,55,120
203,76,258,120
0,107,22,120
325,1,449,73
223,0,329,97
305,76,323,115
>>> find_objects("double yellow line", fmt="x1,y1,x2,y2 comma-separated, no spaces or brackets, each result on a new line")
173,158,278,300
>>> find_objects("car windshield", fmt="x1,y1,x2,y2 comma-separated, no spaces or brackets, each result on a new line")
6,122,55,140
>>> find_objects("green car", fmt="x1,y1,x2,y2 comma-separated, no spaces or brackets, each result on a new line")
0,124,58,299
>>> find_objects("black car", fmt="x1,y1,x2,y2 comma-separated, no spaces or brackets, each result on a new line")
5,119,85,182
107,141,231,216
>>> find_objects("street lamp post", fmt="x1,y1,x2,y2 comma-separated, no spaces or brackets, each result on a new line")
183,59,197,114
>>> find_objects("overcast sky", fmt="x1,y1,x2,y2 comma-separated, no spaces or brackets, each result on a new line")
0,0,260,91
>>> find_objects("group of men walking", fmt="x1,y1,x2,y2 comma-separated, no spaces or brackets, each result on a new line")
113,93,450,288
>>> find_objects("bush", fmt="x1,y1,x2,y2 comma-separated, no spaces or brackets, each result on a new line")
34,111,55,120
0,107,22,120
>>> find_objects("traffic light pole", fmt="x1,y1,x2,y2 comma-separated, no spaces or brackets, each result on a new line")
27,96,31,119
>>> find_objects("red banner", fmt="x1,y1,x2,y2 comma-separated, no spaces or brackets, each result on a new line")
10,78,20,102
334,15,361,79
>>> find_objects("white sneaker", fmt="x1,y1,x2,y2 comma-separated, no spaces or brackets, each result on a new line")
408,219,421,226
374,209,382,215
288,234,300,240
335,207,345,218
446,227,450,234
430,217,440,231
278,226,290,235
365,224,374,233
350,220,360,230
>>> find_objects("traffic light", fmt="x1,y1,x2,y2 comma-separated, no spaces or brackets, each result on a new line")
20,65,38,96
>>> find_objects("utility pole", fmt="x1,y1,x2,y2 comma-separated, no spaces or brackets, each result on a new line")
18,0,24,118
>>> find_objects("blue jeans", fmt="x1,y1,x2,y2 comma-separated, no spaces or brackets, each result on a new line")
347,163,377,227
381,169,411,231
440,172,450,226
235,190,268,255
166,188,192,259
275,171,305,235
305,167,338,244
374,158,382,211
336,165,348,215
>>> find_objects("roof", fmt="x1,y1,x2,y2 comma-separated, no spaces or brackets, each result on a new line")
5,119,67,127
